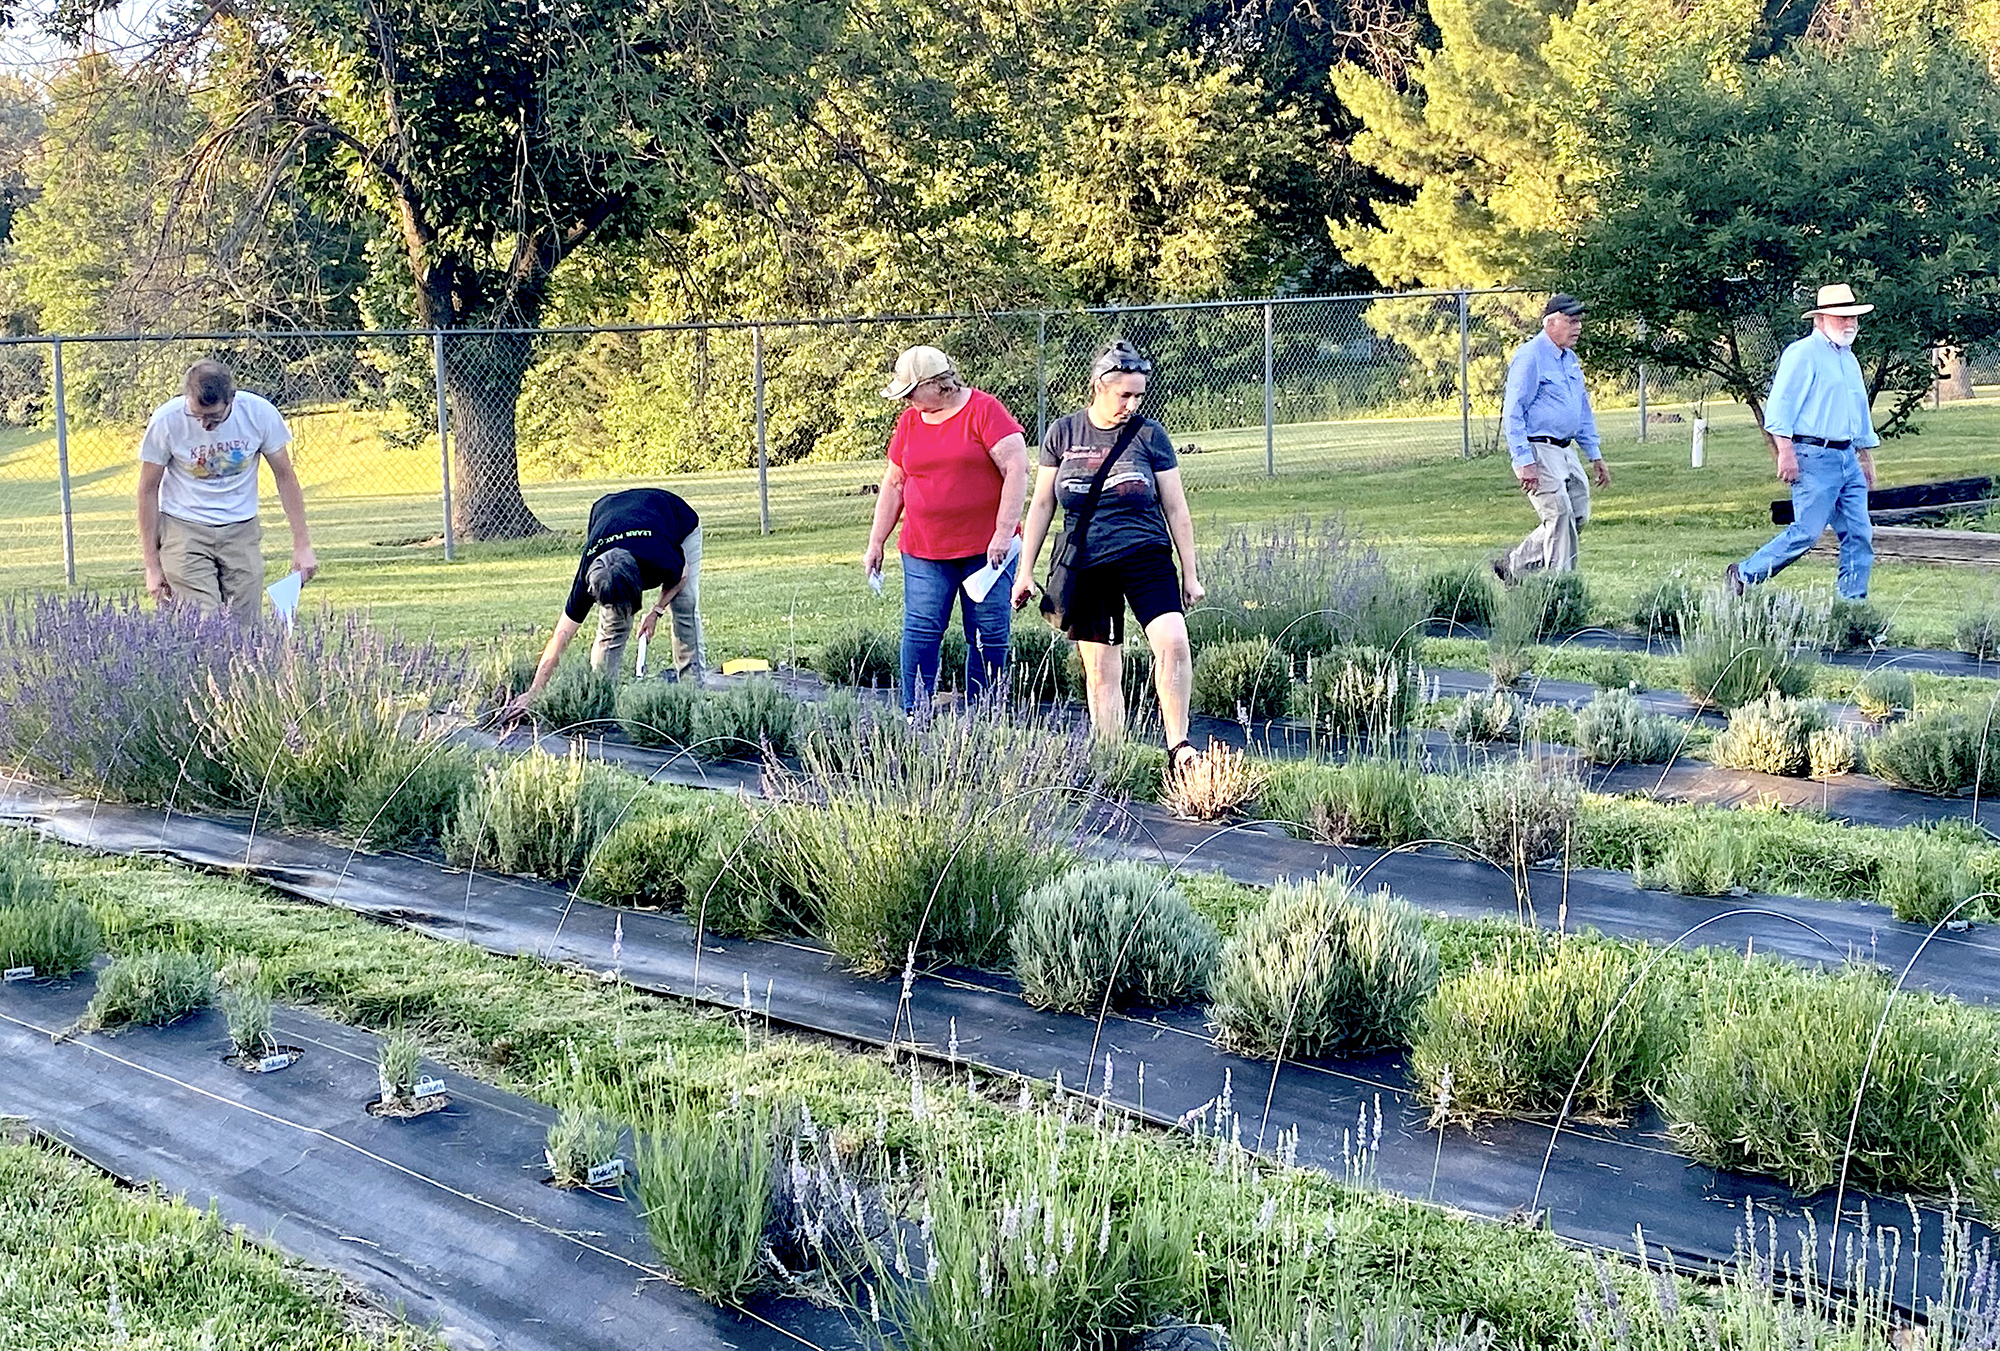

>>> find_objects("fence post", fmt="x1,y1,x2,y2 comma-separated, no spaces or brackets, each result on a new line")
1263,301,1275,477
753,324,771,536
51,338,74,586
1457,290,1471,459
432,331,454,561
1635,321,1649,443
1035,311,1048,447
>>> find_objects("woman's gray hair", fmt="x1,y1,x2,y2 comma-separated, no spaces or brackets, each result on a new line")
585,548,644,612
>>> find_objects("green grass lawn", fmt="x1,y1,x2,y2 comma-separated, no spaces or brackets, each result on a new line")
6,394,2000,658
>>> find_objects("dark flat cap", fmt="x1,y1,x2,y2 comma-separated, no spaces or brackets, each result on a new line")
1544,293,1586,318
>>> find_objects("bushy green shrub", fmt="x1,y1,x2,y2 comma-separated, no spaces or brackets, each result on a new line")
1010,862,1219,1013
1632,816,1751,896
1632,573,1700,639
1441,689,1526,743
1956,608,2000,661
1868,706,2000,796
615,679,701,748
547,1099,623,1188
632,1090,777,1302
1872,829,1978,924
1485,592,1540,687
1195,518,1423,659
339,740,482,850
1826,598,1889,652
0,832,56,910
1580,651,1640,691
1707,693,1830,777
1661,965,2000,1196
218,957,274,1055
1807,726,1860,779
1209,874,1438,1059
1571,689,1680,765
692,678,799,758
1509,571,1592,639
1256,758,1431,847
1681,585,1821,709
1091,739,1169,803
85,949,215,1028
444,747,641,879
1191,638,1293,723
1423,564,1498,631
582,804,742,910
1445,759,1581,874
0,897,100,978
812,627,898,688
1852,669,1914,722
684,808,808,939
531,659,618,732
1008,624,1078,704
1293,646,1420,741
1412,937,1679,1121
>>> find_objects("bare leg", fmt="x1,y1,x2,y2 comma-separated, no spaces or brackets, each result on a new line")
1076,639,1125,740
1144,611,1193,750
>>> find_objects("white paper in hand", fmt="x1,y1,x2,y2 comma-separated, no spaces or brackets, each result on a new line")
962,536,1022,604
635,634,649,679
265,570,304,624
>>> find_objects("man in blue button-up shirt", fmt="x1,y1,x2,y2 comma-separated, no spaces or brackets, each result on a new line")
1494,294,1611,582
1728,283,1879,600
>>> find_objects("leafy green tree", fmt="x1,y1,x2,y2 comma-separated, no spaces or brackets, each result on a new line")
1568,39,2000,439
49,0,842,537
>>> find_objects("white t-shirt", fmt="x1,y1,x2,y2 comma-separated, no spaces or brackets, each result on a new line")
138,391,293,526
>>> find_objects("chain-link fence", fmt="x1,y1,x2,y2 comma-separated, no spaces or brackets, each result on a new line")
0,287,1953,592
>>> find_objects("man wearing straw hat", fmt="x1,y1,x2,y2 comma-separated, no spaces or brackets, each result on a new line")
1726,283,1880,601
1492,293,1609,583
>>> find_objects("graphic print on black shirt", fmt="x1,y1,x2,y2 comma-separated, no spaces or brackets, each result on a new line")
1038,412,1179,568
563,488,701,622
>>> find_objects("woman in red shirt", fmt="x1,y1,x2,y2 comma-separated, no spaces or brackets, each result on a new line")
862,346,1030,712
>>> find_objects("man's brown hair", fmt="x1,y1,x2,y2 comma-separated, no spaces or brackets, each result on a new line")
185,360,236,410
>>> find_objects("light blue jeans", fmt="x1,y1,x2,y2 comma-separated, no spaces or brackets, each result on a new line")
1738,446,1873,599
901,552,1014,712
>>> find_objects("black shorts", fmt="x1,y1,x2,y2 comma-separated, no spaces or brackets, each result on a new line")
1064,543,1183,646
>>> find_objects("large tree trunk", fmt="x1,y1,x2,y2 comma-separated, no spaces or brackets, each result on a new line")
443,329,548,540
1935,346,1975,403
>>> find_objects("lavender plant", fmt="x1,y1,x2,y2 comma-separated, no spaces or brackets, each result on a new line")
631,1087,778,1302
1191,638,1292,724
0,897,101,978
444,746,650,880
768,705,1100,973
83,949,215,1029
1194,517,1423,659
1209,873,1438,1059
1010,862,1219,1014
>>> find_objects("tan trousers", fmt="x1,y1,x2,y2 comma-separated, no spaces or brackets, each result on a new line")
591,525,706,678
1504,443,1592,576
158,513,264,624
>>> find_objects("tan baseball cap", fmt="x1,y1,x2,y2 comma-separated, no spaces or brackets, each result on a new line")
881,346,954,399
1804,283,1874,318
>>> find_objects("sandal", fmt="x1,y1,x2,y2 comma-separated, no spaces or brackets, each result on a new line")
1167,739,1202,780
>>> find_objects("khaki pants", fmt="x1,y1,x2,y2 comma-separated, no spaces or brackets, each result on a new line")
159,513,264,624
1504,443,1591,576
591,525,706,678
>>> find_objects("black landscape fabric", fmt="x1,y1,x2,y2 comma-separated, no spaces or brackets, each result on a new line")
2,784,1990,1310
0,974,861,1351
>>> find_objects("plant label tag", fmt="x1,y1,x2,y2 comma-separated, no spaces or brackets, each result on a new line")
586,1158,628,1187
413,1076,446,1099
257,1051,297,1073
3,966,32,982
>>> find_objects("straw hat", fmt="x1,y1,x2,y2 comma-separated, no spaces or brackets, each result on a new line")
1803,283,1874,318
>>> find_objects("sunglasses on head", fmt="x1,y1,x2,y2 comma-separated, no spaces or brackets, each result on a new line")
1098,358,1152,377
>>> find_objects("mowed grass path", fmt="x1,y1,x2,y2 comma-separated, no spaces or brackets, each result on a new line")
4,395,2000,656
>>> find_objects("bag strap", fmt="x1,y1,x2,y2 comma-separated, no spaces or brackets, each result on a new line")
1066,415,1146,550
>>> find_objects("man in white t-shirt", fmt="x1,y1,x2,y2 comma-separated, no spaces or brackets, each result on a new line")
136,360,317,622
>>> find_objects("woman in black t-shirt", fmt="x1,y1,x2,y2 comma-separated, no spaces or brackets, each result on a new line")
1013,341,1206,776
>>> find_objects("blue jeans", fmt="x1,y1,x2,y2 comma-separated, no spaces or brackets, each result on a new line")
1738,446,1873,599
901,552,1014,712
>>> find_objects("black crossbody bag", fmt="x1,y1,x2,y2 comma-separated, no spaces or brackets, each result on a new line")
1040,416,1146,631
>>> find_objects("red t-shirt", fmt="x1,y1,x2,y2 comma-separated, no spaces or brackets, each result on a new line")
886,387,1025,561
